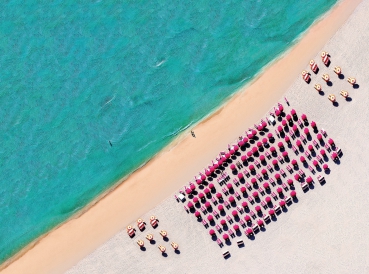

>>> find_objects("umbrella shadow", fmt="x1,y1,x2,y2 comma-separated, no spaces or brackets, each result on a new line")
225,239,232,246
282,206,288,213
346,97,352,102
324,169,331,175
140,246,146,252
326,81,333,87
175,249,181,254
292,197,299,203
163,236,169,242
333,102,339,107
338,73,345,79
353,83,359,89
247,235,255,241
149,240,156,245
162,252,168,257
318,91,325,96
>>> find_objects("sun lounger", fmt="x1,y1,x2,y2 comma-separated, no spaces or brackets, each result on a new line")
261,200,267,209
269,178,276,187
211,197,218,205
252,223,259,232
216,224,222,233
289,130,295,139
273,204,281,213
222,188,229,196
233,178,239,187
256,174,262,181
336,147,342,156
237,239,244,247
254,160,261,168
265,151,271,159
313,140,319,149
282,183,288,191
320,128,327,137
250,210,256,219
202,219,209,228
308,165,315,174
224,200,231,209
234,191,241,200
213,209,220,219
237,205,244,214
222,250,230,257
184,205,189,213
228,229,235,238
300,135,306,143
201,206,207,214
292,145,298,154
174,195,179,202
284,196,292,204
317,175,325,184
258,187,265,196
324,143,331,152
217,239,223,248
304,150,310,159
263,214,271,223
277,155,283,163
271,191,278,201
280,169,286,177
286,165,292,173
298,169,305,177
246,182,252,191
267,164,273,172
301,182,309,191
316,155,323,164
248,196,254,205
226,215,233,224
239,219,246,228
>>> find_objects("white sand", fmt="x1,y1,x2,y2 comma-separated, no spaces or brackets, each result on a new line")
66,1,369,273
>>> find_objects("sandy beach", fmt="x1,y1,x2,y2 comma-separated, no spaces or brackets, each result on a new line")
1,0,364,273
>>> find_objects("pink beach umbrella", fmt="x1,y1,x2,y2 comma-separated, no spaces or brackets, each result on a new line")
246,228,253,235
312,160,319,166
244,215,251,222
229,149,235,155
259,154,265,162
238,140,245,147
220,219,226,226
247,132,254,139
300,156,305,162
200,173,206,181
261,169,267,175
257,219,264,226
274,173,281,180
262,138,268,144
252,191,258,198
193,197,199,203
317,134,323,140
204,188,210,194
265,196,271,203
294,174,300,181
242,201,248,208
276,187,283,194
287,179,293,185
268,209,275,216
225,152,231,159
249,165,255,171
251,178,257,185
205,169,211,176
195,211,200,218
306,177,313,184
320,149,326,156
301,114,307,121
282,120,287,127
227,183,233,190
247,151,253,157
252,129,257,136
186,188,192,194
209,183,214,189
233,224,239,231
241,155,247,162
311,121,316,128
291,109,296,116
216,193,222,199
323,164,329,170
199,192,205,199
263,182,270,189
278,104,284,112
304,128,310,135
207,215,214,221
218,204,224,211
209,229,215,235
292,124,298,132
232,210,238,216
257,141,263,148
279,200,286,207
291,159,297,165
308,144,314,151
278,142,284,148
282,151,288,158
277,125,283,132
328,138,335,145
270,146,276,153
240,186,246,193
252,146,258,154
267,133,273,139
190,184,196,190
230,164,236,170
187,202,193,208
286,114,292,121
243,137,249,144
290,190,297,197
229,196,235,203
205,201,211,208
275,109,281,116
284,136,290,143
255,205,261,212
331,152,338,160
296,140,302,147
272,159,278,166
238,173,244,179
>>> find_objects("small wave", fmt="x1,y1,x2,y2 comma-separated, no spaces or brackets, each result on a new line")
155,59,166,67
164,123,192,139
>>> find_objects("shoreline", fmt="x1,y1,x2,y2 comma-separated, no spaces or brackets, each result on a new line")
1,0,362,273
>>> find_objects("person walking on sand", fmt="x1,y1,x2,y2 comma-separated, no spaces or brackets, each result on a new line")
191,130,196,138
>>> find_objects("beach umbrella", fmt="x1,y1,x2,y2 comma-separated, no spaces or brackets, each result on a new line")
306,177,313,184
220,219,226,226
278,142,284,148
260,155,265,162
205,169,211,176
294,174,300,181
291,109,296,116
229,196,235,203
268,209,275,216
286,114,292,121
241,155,247,162
227,183,233,190
252,129,257,136
249,165,255,171
204,188,210,194
209,183,214,189
331,152,338,160
195,211,200,218
308,144,314,151
230,164,236,170
244,215,251,222
262,138,268,144
246,228,253,235
282,120,287,127
212,161,219,169
278,104,284,112
240,186,246,193
218,204,224,211
323,164,328,170
272,159,278,166
190,184,196,190
301,114,307,121
209,229,215,235
257,219,264,226
262,121,267,127
279,200,286,207
193,197,199,203
290,190,297,197
317,134,323,140
277,125,283,132
226,152,232,159
287,179,293,185
234,145,239,151
252,146,258,154
199,192,205,199
205,201,211,208
328,138,334,145
282,151,288,158
207,215,214,221
232,210,238,216
276,187,283,194
312,160,318,166
261,169,267,175
238,140,245,147
187,202,194,208
233,224,239,231
223,234,229,241
267,133,273,139
291,159,297,165
275,173,281,180
196,178,202,185
257,125,264,131
284,136,290,143
200,173,206,181
275,109,281,116
263,182,270,189
292,124,298,132
209,166,215,173
247,151,253,157
243,137,249,143
251,178,257,184
238,173,244,179
300,156,305,162
257,141,263,148
242,201,248,208
270,146,276,153
255,205,261,212
186,188,192,194
304,128,309,135
229,149,235,155
247,132,254,139
216,193,222,199
265,196,271,203
311,121,316,128
252,191,258,198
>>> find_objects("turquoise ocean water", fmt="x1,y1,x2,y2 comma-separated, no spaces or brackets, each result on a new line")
0,0,337,263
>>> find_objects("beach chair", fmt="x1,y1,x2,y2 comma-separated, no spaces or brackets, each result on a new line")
298,169,305,177
292,145,298,155
211,197,218,205
282,183,288,191
201,206,207,214
217,239,224,248
216,224,222,233
280,169,286,177
289,130,295,139
286,165,292,174
237,239,244,247
313,140,319,149
324,143,331,152
258,187,265,196
304,150,310,158
174,195,179,202
261,200,268,209
202,219,209,228
228,229,235,238
317,175,325,184
285,196,292,205
336,147,342,156
248,196,254,205
273,204,281,214
308,165,315,174
267,164,273,172
226,215,233,224
184,205,189,213
298,119,303,128
265,151,271,159
233,178,239,187
252,223,259,232
275,129,280,138
246,182,252,191
222,250,230,257
224,200,231,210
256,173,262,181
301,182,309,191
316,155,323,164
222,188,229,196
263,214,271,223
271,191,278,201
239,219,246,228
269,178,276,187
237,205,244,214
321,128,327,137
254,159,261,168
300,135,306,144
278,155,284,163
213,210,220,219
250,210,256,219
235,191,241,201
243,170,250,178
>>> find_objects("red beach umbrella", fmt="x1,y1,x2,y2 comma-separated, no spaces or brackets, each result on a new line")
207,215,214,221
287,179,293,185
229,196,235,203
290,190,297,197
233,224,239,231
308,144,314,151
232,210,238,216
244,215,251,222
320,149,326,156
240,186,246,193
230,164,236,170
323,163,328,170
263,182,270,189
294,174,300,181
260,155,265,162
304,128,309,135
195,211,201,218
205,201,211,208
317,134,323,140
272,159,278,166
193,197,199,203
284,136,290,143
252,191,258,198
311,121,316,128
209,229,215,235
227,183,233,190
300,156,305,162
291,159,297,165
238,173,244,179
279,200,286,207
291,109,296,115
241,155,247,162
265,196,271,203
257,219,264,226
255,205,261,212
286,114,292,121
242,201,248,208
275,173,281,180
268,209,275,216
251,177,257,184
301,114,307,121
216,193,222,199
261,169,267,175
276,187,283,194
313,160,318,166
220,219,226,226
218,204,224,211
223,234,229,240
262,138,268,144
282,151,288,157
